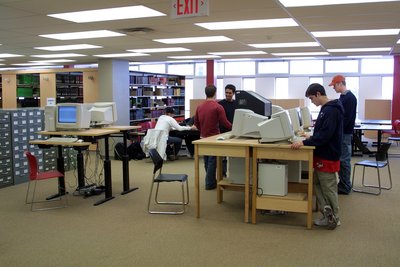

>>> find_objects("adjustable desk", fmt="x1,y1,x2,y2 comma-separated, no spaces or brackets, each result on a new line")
353,124,392,150
104,125,141,195
38,128,120,205
29,139,91,199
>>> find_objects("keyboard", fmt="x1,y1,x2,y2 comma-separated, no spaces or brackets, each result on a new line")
45,137,78,143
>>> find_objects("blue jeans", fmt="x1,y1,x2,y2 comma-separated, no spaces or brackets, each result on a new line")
338,134,352,193
204,156,216,188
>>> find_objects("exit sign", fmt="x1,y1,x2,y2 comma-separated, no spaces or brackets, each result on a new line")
171,0,209,19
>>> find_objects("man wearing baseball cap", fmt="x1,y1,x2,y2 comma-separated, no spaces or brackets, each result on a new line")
329,75,357,195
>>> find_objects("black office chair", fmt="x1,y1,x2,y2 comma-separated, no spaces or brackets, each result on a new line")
147,148,189,214
351,142,392,195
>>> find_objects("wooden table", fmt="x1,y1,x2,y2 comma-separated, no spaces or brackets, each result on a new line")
194,134,315,228
251,143,314,229
193,135,259,223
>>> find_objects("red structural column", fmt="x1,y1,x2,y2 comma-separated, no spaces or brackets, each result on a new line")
206,59,215,85
392,55,400,122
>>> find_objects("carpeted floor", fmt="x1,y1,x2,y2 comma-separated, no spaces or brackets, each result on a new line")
0,143,399,266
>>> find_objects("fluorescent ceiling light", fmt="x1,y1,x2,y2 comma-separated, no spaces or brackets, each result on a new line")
127,47,191,53
168,55,220,59
208,51,267,56
272,52,330,56
347,55,384,58
0,53,23,58
195,18,297,30
219,58,254,62
94,53,149,58
30,59,76,63
328,47,391,52
12,62,55,66
312,29,400,37
40,30,125,40
48,5,165,23
281,57,317,60
249,42,319,48
279,0,400,7
31,53,86,58
34,44,102,51
154,36,232,44
397,39,400,44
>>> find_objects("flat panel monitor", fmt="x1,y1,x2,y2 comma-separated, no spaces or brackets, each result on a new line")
258,110,295,143
231,109,268,138
235,90,272,118
300,106,313,130
288,107,303,134
90,102,118,127
56,103,91,130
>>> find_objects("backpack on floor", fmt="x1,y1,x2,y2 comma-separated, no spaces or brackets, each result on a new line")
127,141,146,160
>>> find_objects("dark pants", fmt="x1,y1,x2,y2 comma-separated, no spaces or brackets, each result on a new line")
169,130,200,157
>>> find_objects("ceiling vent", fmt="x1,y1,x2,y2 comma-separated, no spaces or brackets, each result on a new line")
120,27,154,35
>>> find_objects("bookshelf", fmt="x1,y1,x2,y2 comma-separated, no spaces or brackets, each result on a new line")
56,72,84,103
129,71,185,130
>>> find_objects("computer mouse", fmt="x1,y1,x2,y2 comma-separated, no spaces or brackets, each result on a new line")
216,136,225,140
77,139,83,143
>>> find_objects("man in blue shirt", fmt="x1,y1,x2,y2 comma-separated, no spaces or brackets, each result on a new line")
329,75,357,195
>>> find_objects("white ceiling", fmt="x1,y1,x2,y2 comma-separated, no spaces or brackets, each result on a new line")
0,0,399,68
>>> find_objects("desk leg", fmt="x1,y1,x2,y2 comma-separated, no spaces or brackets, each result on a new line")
121,130,138,195
217,156,223,203
195,144,200,218
244,148,250,223
306,154,314,229
47,145,66,200
377,130,382,149
251,148,258,224
94,136,115,206
76,147,85,189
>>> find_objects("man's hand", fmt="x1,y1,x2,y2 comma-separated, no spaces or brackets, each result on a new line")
291,141,304,150
190,125,198,130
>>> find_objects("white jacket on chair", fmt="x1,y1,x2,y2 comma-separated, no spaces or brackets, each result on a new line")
142,129,168,160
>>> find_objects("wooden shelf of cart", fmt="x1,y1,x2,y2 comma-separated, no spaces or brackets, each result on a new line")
251,143,315,229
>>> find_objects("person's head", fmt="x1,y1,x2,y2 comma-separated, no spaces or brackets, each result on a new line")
329,75,347,93
305,83,327,107
165,107,175,116
224,84,236,102
205,84,217,98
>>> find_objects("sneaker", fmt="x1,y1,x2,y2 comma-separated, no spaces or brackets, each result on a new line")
313,216,328,226
323,205,337,230
314,216,341,227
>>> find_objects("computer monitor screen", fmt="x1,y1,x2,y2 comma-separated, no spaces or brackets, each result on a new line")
258,110,294,143
89,102,118,127
288,108,303,134
231,109,268,138
235,90,272,118
56,103,91,130
300,106,313,129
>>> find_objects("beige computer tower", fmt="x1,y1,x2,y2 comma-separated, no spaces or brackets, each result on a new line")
258,163,288,196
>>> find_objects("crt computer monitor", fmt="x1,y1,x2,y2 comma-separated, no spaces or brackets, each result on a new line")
288,107,303,134
56,103,91,130
235,90,272,118
300,106,313,129
258,110,295,143
231,109,268,138
89,102,118,127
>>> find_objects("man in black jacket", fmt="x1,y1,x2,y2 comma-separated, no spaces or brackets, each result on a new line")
291,83,344,230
